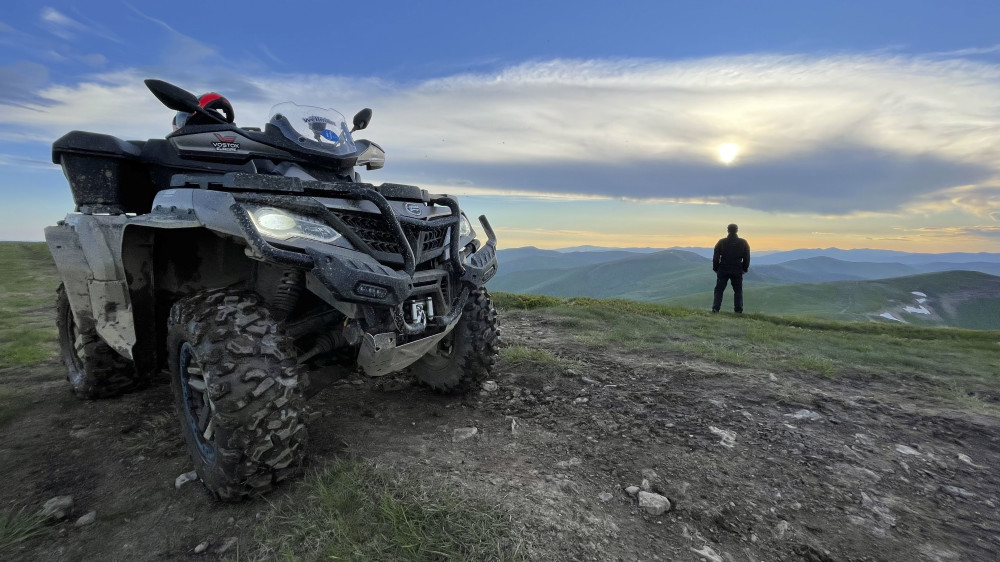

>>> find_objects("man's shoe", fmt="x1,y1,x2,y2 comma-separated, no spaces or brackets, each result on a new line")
735,310,743,314
711,309,719,313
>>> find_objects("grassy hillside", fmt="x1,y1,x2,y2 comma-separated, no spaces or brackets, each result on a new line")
665,270,1000,330
775,256,917,280
496,247,639,274
495,293,1000,412
0,243,59,371
489,249,980,303
490,249,712,300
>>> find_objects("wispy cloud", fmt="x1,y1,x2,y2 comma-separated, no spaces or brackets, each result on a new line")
40,7,120,43
1,53,999,219
122,2,217,66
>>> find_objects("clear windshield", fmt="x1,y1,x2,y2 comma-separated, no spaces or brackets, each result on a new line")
268,102,357,156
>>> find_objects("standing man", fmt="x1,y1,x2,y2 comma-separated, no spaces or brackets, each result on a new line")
712,224,750,313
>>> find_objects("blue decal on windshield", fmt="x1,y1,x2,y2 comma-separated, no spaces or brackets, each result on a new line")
321,129,339,142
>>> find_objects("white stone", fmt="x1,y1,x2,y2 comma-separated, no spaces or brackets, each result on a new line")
691,545,723,562
481,380,498,392
39,496,74,520
193,542,209,554
74,511,97,527
786,409,823,421
452,427,478,442
625,486,640,496
709,426,736,448
895,444,921,456
637,491,671,515
215,537,238,554
175,470,199,489
598,492,613,502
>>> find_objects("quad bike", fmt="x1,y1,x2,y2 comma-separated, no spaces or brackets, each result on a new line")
45,79,500,501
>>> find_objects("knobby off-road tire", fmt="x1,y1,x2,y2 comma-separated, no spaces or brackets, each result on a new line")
413,288,500,393
167,288,309,501
56,283,140,399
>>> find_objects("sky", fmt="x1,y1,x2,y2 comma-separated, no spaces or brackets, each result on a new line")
1,1,999,252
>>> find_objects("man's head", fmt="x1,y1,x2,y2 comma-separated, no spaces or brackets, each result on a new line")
727,223,739,234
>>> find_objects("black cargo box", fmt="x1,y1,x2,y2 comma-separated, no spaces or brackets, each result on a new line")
52,131,156,214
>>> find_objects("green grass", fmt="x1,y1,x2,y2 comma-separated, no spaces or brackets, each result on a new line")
250,458,524,562
0,507,48,554
665,271,1000,329
493,292,1000,412
0,242,60,369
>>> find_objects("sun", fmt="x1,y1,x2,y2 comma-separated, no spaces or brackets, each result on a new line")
717,143,740,165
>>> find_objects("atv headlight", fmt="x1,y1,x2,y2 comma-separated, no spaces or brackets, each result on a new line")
247,206,342,244
459,213,476,241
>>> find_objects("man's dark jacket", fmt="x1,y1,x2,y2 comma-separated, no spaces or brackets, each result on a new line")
713,234,750,274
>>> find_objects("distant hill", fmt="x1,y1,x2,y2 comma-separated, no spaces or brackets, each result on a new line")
753,248,1000,266
496,247,641,274
663,271,1000,330
490,249,711,301
773,257,918,281
490,249,1000,329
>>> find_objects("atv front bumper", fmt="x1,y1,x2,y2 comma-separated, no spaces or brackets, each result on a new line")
304,216,497,306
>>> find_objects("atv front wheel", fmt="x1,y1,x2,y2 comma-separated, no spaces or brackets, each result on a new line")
167,289,309,501
413,288,500,393
56,283,140,399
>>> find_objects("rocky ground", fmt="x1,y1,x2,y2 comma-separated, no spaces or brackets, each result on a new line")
2,309,999,561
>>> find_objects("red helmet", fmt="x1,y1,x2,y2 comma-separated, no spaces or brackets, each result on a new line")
172,92,235,130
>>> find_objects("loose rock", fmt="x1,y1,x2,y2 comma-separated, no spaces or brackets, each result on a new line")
215,537,238,555
74,511,96,527
452,427,478,442
482,380,499,392
39,496,74,520
895,444,921,456
709,426,736,448
640,469,663,493
555,457,582,468
786,409,823,421
175,470,199,489
625,486,640,496
193,541,209,554
957,453,983,468
637,491,671,515
598,492,613,502
940,485,976,499
691,545,724,562
774,519,790,539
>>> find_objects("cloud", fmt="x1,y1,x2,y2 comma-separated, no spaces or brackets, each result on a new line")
122,3,217,67
1,53,999,217
40,7,119,43
0,62,52,107
914,225,1000,239
40,7,81,39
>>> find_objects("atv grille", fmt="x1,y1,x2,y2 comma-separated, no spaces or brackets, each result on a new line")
330,209,450,259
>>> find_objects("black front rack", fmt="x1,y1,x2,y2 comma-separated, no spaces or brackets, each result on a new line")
170,172,465,278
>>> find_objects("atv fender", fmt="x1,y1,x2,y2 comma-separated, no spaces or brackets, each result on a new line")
45,216,136,359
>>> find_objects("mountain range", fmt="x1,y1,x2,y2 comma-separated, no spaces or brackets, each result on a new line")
489,247,1000,329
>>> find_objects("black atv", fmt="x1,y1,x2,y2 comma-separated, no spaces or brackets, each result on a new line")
45,79,500,501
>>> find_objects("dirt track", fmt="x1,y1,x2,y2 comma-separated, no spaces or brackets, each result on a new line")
2,309,999,561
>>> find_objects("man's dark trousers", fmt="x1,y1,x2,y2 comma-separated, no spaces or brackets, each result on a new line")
713,272,743,313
